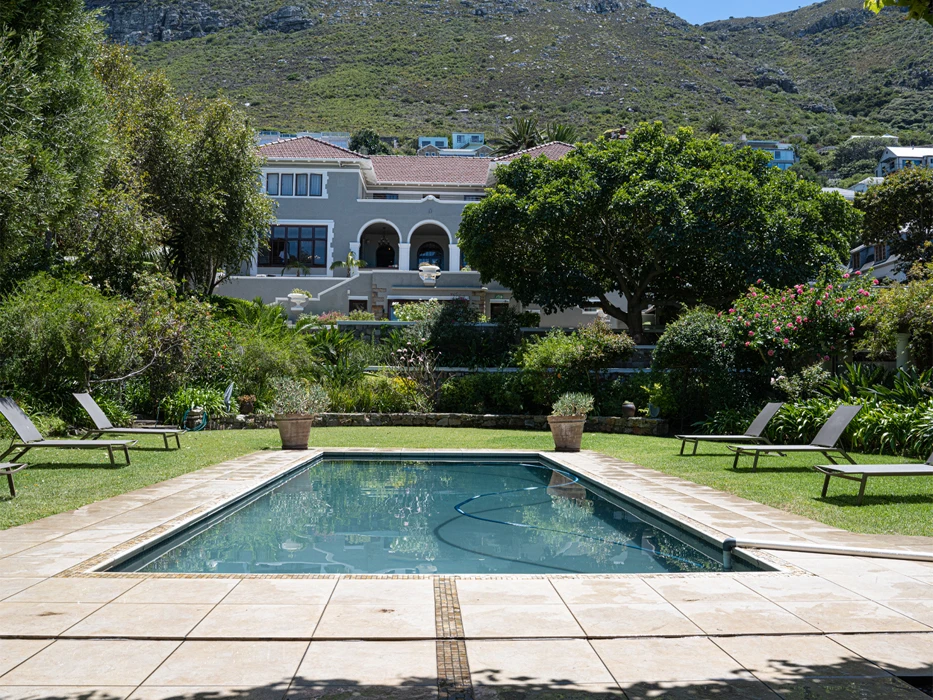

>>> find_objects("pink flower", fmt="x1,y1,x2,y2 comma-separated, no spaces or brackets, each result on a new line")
745,341,750,347
757,279,763,284
816,300,822,306
803,317,809,322
717,312,722,317
745,321,751,327
842,273,850,279
768,349,775,357
823,355,830,361
786,322,793,328
872,279,879,285
783,338,789,345
796,316,802,323
748,331,755,337
774,326,781,332
849,327,855,332
754,313,760,318
729,308,735,314
750,292,757,297
827,284,833,290
763,295,770,300
855,306,861,312
855,270,861,275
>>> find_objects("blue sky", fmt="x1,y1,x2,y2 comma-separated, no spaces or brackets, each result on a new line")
649,1,820,24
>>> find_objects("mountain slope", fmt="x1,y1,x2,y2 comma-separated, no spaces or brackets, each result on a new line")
88,0,933,141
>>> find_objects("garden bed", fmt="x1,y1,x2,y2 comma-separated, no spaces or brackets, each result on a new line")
207,412,668,435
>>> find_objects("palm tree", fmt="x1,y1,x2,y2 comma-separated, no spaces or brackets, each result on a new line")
330,251,367,278
703,113,728,136
544,122,578,144
490,117,541,155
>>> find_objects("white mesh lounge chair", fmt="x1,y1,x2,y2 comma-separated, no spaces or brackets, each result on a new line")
815,452,933,505
676,402,783,455
728,404,862,471
1,462,28,497
74,393,181,450
0,397,134,466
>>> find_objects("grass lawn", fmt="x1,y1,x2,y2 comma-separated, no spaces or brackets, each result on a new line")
2,428,931,537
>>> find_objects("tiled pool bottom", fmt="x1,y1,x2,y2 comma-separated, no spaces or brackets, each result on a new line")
107,456,762,575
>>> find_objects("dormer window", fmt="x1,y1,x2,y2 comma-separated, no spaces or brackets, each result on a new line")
265,172,324,197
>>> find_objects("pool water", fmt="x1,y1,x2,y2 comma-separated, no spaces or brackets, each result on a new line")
113,458,753,575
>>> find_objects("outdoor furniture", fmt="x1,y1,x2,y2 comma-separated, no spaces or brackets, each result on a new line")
814,453,933,505
676,402,783,455
0,462,28,497
0,397,134,466
728,404,862,471
74,393,182,450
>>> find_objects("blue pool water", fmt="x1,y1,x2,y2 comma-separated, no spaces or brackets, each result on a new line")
112,457,756,574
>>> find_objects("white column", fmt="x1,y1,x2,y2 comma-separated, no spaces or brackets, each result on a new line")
448,244,461,271
249,249,258,276
349,241,360,258
896,332,910,369
398,243,411,271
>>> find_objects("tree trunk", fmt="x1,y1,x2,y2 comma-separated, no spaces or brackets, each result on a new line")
625,307,646,344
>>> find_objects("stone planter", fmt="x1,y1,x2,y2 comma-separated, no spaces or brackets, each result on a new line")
547,415,586,452
621,402,636,418
275,413,314,449
238,400,255,415
185,409,204,430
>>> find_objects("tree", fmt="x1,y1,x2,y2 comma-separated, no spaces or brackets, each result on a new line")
330,251,367,277
865,0,933,24
458,122,860,341
349,128,390,155
544,123,578,144
857,166,933,276
702,113,728,136
831,136,891,178
490,118,540,155
0,0,108,285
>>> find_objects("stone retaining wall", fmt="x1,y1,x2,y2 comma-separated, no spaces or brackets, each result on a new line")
207,412,668,436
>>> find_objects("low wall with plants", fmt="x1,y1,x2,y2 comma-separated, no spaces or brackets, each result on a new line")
207,412,668,435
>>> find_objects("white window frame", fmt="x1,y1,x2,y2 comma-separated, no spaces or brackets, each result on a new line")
262,168,329,199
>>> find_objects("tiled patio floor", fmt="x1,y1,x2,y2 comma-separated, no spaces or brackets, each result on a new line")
0,448,931,698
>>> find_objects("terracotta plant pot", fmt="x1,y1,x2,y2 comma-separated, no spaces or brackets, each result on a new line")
275,413,315,449
621,402,636,418
547,415,586,452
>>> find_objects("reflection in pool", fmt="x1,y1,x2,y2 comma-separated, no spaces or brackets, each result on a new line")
114,459,752,574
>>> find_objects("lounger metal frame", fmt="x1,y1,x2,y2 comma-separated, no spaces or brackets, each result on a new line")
0,462,28,497
814,458,933,505
74,393,181,450
677,402,784,455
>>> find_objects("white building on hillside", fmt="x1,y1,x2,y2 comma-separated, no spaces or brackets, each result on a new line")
875,147,933,176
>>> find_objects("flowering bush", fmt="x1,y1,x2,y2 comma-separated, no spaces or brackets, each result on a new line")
723,270,877,372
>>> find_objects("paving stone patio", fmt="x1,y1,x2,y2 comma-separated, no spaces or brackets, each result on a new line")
0,448,931,698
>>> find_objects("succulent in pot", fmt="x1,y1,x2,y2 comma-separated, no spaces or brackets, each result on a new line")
547,392,594,452
269,377,330,449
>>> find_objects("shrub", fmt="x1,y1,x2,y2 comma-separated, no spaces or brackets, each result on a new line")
437,372,526,414
394,298,442,322
651,308,755,423
772,364,831,401
551,392,595,417
268,377,330,415
161,386,228,424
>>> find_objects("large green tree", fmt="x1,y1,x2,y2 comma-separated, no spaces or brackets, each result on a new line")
0,0,108,284
458,122,860,341
865,0,933,24
857,166,933,276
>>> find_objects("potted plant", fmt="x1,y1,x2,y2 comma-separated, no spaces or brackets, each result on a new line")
269,377,330,450
547,392,594,452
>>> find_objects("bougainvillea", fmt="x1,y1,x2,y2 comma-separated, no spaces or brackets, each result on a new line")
721,270,878,371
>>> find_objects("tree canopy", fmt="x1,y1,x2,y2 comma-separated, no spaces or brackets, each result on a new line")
857,166,933,276
865,0,933,25
458,122,861,340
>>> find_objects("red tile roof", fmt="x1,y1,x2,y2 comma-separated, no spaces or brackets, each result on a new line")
493,142,575,162
259,135,367,160
369,155,493,186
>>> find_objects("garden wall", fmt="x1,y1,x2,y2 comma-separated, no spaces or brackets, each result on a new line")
207,412,668,436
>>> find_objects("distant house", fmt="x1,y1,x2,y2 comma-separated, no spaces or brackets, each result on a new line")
452,132,485,148
822,187,855,202
739,137,798,170
851,177,884,193
257,131,351,149
418,136,449,150
417,134,492,157
875,146,933,177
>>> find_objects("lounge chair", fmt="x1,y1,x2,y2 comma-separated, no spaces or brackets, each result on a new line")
728,404,862,471
74,393,182,450
676,402,783,455
1,462,28,497
0,397,134,466
814,453,933,505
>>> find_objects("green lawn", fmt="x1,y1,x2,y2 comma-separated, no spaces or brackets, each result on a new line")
2,428,931,537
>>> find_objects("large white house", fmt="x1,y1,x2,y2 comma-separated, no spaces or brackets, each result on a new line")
875,146,933,176
217,137,627,326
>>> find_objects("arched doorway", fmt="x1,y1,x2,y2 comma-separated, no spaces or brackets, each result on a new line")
359,221,401,269
408,222,450,271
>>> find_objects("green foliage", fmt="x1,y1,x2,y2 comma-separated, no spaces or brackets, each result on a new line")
393,298,442,322
516,319,634,407
268,377,330,415
772,364,831,402
651,308,756,423
857,167,933,276
860,266,933,364
551,392,594,417
161,386,227,424
865,0,933,25
460,122,861,340
490,117,542,155
438,372,526,414
328,374,424,413
348,128,390,155
329,251,367,277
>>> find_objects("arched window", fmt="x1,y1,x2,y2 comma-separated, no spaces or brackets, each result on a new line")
376,243,396,268
417,242,444,269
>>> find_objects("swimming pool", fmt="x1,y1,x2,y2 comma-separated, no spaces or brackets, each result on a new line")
109,456,762,575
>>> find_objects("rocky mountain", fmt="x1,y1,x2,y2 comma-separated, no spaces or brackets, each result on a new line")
85,0,933,142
